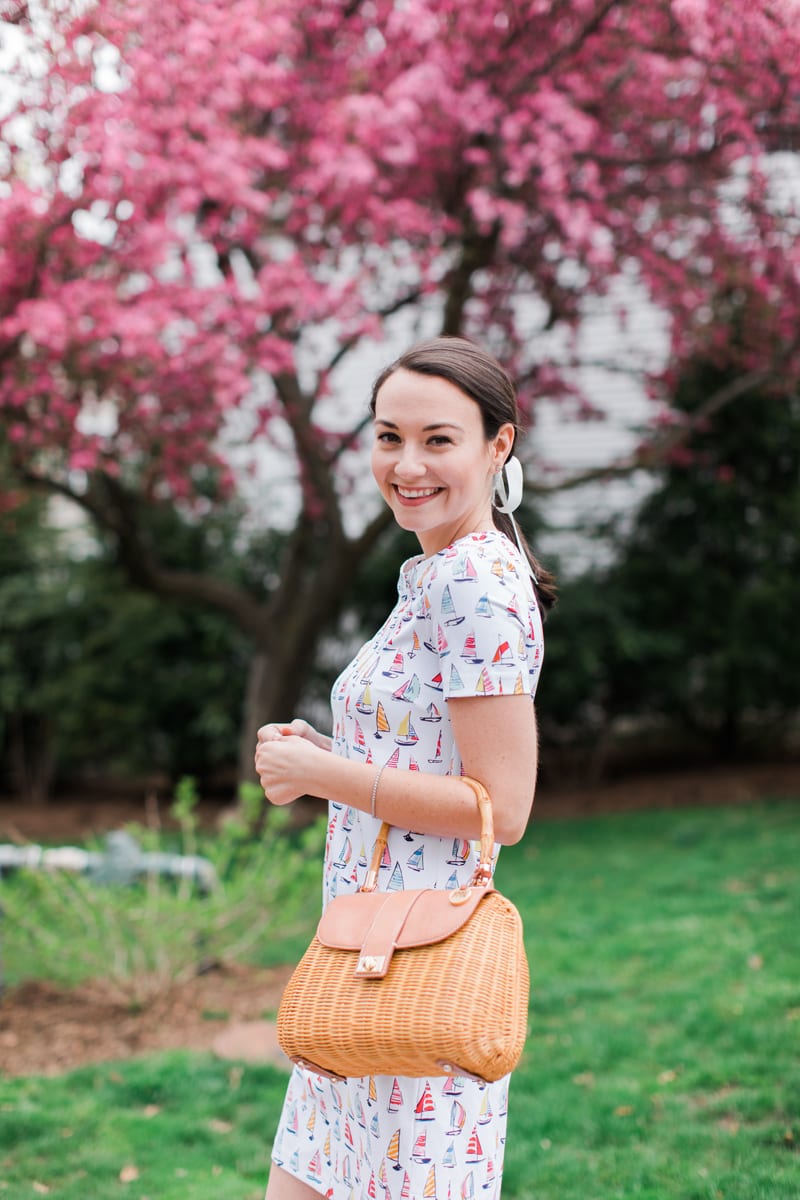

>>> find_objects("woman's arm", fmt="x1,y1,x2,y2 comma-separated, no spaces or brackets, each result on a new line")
254,695,537,845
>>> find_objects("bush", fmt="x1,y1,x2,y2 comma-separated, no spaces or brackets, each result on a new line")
0,779,325,1006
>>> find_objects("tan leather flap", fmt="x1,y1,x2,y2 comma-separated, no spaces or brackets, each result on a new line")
317,885,490,977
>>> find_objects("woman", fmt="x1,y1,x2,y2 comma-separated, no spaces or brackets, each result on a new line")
256,335,555,1200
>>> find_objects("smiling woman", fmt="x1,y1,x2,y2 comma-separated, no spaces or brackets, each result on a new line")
370,370,514,556
255,336,555,1200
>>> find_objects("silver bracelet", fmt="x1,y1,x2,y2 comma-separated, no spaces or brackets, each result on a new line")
370,763,386,819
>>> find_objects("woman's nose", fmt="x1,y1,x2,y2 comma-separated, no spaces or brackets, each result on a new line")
394,447,427,478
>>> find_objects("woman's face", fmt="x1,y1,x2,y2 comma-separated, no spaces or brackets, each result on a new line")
371,368,514,557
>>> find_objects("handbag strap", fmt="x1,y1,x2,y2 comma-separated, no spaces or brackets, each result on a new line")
361,775,494,892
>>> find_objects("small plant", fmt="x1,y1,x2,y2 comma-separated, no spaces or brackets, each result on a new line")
0,779,324,1006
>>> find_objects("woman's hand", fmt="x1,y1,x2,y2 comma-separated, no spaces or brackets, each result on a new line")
254,720,330,806
256,719,331,750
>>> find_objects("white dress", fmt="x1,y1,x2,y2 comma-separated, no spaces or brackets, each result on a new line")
270,530,544,1200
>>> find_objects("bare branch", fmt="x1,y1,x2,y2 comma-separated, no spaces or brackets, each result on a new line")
528,365,774,495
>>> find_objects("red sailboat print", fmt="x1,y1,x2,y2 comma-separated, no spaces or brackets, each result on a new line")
353,720,367,753
492,638,513,666
426,671,444,692
387,1080,403,1113
460,631,484,664
427,731,443,764
414,1082,436,1120
411,1131,431,1163
465,1126,484,1163
382,651,405,677
306,1150,323,1185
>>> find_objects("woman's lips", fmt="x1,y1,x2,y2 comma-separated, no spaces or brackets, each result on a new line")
392,485,444,506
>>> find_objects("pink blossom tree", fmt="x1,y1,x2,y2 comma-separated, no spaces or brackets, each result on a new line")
1,0,799,780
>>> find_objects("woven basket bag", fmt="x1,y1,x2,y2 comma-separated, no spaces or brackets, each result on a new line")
277,777,529,1082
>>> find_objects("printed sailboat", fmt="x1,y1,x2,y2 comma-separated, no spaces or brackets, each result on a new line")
387,1079,403,1113
492,638,514,666
407,846,424,871
441,585,465,626
394,712,419,746
474,593,491,618
375,702,390,737
460,631,484,664
423,1165,437,1198
414,1081,436,1120
392,674,421,702
427,730,443,764
448,838,470,866
353,720,367,753
420,702,442,722
465,1127,484,1163
448,663,465,691
453,554,478,582
387,1128,402,1168
387,861,404,892
411,1131,431,1163
447,1100,466,1135
356,684,374,714
382,651,405,677
475,668,496,695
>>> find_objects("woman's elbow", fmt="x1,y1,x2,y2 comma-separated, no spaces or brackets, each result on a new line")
494,792,534,845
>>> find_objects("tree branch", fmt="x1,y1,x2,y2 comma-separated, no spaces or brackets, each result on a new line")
528,365,775,495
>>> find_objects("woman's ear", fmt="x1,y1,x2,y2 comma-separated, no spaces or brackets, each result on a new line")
492,422,516,470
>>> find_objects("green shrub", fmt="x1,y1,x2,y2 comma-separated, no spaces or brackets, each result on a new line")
0,779,324,1005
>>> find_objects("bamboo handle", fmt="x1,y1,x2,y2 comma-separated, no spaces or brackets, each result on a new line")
360,776,494,892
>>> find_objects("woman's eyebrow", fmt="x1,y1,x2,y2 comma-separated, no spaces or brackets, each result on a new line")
374,419,464,432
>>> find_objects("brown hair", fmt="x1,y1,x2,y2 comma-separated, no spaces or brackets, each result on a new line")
370,336,557,613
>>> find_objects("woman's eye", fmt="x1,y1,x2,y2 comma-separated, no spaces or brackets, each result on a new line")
428,436,452,446
376,432,401,444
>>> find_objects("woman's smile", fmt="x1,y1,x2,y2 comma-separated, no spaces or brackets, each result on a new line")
392,484,445,505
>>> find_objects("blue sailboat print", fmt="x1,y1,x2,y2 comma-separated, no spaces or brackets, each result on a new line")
387,862,404,892
474,593,492,618
441,585,465,626
407,846,424,871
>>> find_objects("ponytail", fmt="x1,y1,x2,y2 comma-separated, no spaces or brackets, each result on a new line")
493,510,558,615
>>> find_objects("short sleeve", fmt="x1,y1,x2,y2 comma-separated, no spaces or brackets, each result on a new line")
425,538,544,700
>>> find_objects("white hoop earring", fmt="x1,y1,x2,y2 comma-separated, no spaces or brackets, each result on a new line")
493,456,524,514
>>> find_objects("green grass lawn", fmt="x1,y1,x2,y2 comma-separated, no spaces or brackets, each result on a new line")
1,800,798,1199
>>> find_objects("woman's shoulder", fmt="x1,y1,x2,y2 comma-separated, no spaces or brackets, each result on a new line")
423,531,532,596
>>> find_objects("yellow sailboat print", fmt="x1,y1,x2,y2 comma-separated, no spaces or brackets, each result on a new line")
375,702,390,737
394,711,419,746
387,1128,402,1168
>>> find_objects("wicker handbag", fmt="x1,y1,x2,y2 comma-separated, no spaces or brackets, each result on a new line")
277,777,529,1083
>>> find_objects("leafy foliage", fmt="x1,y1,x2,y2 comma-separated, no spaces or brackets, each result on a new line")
540,373,800,759
0,779,325,1003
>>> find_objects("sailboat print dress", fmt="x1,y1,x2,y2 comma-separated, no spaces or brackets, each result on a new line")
270,530,544,1200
